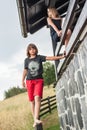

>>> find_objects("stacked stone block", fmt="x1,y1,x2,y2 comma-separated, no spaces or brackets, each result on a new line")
56,36,87,130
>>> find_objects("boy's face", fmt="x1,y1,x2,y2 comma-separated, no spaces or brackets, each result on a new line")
29,47,36,55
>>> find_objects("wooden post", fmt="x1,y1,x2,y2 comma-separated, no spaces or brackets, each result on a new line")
48,96,51,113
35,123,43,130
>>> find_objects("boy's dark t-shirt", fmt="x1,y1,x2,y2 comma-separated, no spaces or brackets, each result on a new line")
24,55,46,80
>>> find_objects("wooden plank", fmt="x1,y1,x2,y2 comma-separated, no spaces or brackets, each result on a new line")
55,0,78,56
61,0,78,41
51,106,57,110
57,1,69,17
16,0,27,37
28,0,44,7
40,110,50,117
49,95,56,99
41,97,48,102
66,0,87,54
57,1,69,11
50,98,56,102
41,101,48,106
40,106,49,112
50,102,56,107
56,0,87,75
57,59,65,73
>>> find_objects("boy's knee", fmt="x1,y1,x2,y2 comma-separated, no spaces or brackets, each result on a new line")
31,100,35,104
35,96,41,102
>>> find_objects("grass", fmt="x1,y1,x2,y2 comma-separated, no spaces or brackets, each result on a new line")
42,109,60,130
0,85,60,130
46,125,60,130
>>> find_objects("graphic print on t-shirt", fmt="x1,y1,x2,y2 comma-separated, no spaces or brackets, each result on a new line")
28,61,39,77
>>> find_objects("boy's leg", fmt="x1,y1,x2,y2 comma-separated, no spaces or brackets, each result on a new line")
34,96,42,122
30,100,35,118
30,101,37,127
26,80,36,127
33,79,44,126
33,96,42,127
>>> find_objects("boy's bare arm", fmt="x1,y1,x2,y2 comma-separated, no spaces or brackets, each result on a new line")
46,54,65,61
22,69,28,88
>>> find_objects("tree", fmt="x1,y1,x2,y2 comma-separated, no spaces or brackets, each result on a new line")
43,62,56,86
4,86,26,99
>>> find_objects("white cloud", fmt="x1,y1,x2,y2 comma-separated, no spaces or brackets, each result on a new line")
0,48,25,100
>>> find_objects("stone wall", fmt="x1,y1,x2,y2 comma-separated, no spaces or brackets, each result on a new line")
56,35,87,130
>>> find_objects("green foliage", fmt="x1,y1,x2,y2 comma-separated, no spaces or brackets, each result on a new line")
43,62,56,86
4,86,26,99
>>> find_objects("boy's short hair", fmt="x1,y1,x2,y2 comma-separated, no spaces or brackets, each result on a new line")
27,43,38,57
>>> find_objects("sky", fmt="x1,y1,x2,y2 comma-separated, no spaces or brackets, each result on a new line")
0,1,53,100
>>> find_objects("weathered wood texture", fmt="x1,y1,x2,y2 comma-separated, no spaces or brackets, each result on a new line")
40,95,56,117
55,0,78,56
56,0,87,76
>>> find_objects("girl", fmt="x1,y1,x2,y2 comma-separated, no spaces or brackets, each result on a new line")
47,7,71,47
22,43,65,127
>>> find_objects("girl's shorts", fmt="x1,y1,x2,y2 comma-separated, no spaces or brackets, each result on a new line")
26,79,44,101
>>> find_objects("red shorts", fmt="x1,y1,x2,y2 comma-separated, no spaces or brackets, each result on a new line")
26,79,44,101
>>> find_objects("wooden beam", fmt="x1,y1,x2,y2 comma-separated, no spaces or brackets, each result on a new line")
66,0,87,55
27,0,44,7
57,1,69,11
16,0,27,37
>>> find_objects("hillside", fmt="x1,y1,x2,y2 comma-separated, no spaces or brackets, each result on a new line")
0,86,59,130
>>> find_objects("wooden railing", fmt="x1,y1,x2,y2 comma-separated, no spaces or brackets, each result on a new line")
40,95,57,117
53,0,87,79
55,0,78,56
57,0,87,77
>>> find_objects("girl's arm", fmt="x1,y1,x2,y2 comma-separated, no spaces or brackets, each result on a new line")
47,17,62,36
46,54,65,61
22,69,28,88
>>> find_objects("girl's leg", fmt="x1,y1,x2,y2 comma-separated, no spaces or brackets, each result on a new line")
65,29,72,47
34,96,42,124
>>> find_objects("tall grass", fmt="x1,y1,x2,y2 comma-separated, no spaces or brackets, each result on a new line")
0,86,58,130
42,109,60,130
